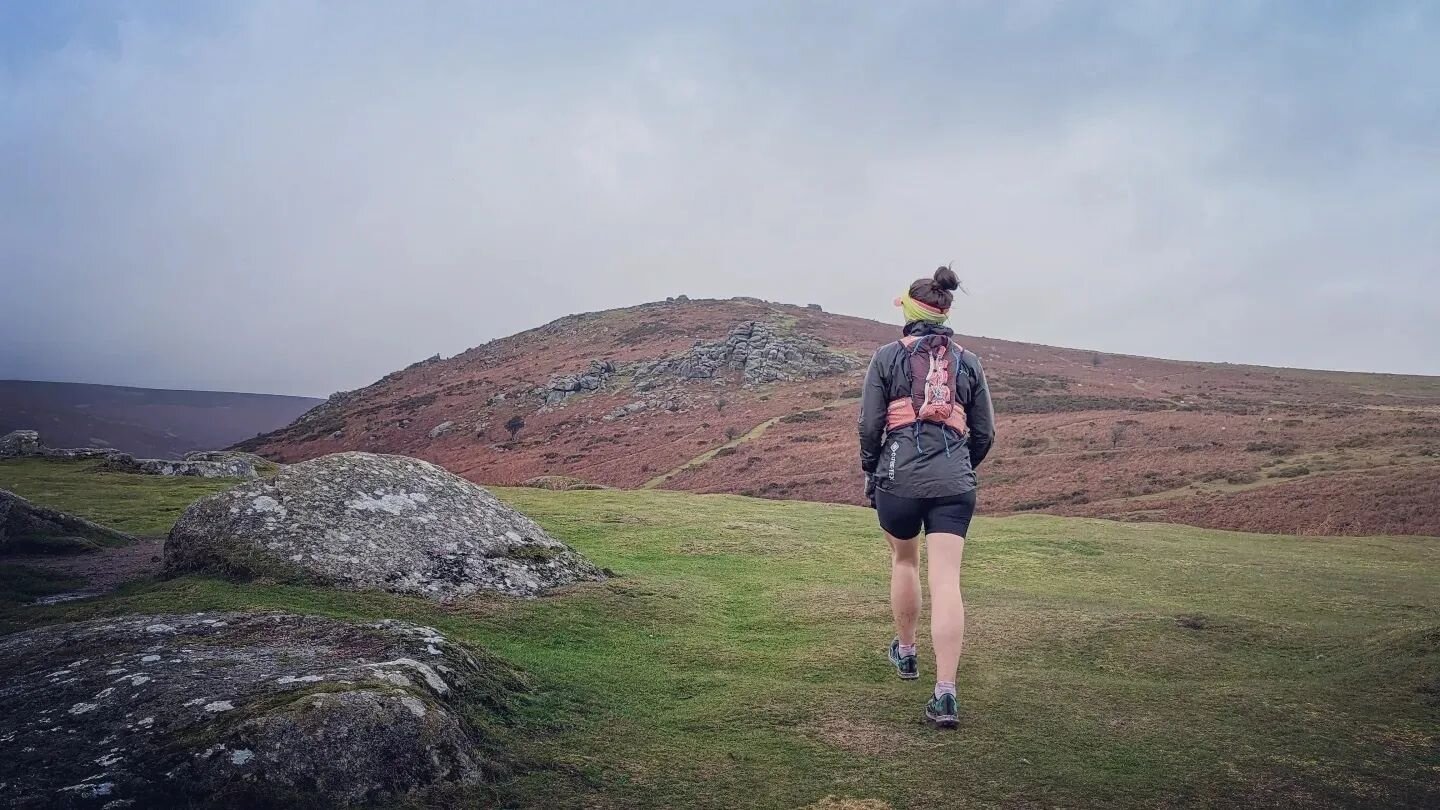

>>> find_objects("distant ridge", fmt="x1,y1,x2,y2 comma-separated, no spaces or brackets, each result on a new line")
240,297,1440,536
0,380,323,459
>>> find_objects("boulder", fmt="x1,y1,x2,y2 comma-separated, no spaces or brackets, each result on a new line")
0,612,523,808
0,429,42,457
100,456,261,480
0,488,136,553
184,450,270,466
164,452,605,599
521,475,607,491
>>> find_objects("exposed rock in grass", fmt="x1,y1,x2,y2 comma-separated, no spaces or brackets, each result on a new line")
184,450,273,468
98,455,262,480
2,430,125,461
0,489,137,554
164,452,605,599
2,431,264,478
0,612,525,808
0,429,43,457
521,475,608,491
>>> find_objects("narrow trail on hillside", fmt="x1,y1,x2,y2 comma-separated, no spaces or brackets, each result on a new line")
640,417,781,489
641,397,861,490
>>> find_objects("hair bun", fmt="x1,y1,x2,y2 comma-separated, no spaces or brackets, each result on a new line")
933,265,960,292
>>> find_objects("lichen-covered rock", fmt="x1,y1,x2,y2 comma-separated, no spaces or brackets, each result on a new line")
0,429,43,457
0,612,523,809
0,488,136,553
164,452,605,599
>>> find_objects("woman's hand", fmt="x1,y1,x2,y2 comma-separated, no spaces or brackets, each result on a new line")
864,475,877,508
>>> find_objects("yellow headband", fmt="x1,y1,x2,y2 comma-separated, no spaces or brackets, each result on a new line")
896,292,949,325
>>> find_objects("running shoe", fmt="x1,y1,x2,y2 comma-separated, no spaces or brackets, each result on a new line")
925,692,959,729
888,638,919,681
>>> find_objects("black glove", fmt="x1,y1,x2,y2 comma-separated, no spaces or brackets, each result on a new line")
863,475,877,508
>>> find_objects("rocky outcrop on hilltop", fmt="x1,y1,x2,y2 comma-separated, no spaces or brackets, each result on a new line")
541,359,616,406
633,321,860,387
0,612,523,808
165,452,606,599
1,488,137,553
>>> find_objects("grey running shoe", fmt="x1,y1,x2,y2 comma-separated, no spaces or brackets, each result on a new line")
925,692,959,729
888,638,919,680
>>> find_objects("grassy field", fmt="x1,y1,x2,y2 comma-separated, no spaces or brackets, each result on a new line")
0,457,239,536
1,461,1437,807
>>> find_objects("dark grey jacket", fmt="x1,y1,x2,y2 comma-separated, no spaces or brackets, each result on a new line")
858,324,995,499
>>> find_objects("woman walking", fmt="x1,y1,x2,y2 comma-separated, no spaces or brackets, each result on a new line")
857,266,995,728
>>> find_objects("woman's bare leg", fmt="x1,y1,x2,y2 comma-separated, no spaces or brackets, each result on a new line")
886,533,921,647
926,532,966,685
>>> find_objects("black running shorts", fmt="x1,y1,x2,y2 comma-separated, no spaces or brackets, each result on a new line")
874,489,977,540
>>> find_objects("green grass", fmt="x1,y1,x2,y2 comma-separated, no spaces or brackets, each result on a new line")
0,457,238,536
2,461,1438,807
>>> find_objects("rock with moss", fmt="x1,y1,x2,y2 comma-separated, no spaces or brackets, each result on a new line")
0,612,525,808
164,451,606,599
0,488,136,553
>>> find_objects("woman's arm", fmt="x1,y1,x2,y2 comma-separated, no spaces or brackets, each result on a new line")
857,350,888,475
965,353,995,468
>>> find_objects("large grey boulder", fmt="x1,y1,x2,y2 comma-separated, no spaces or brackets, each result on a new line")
164,452,605,599
0,489,136,553
0,429,43,457
0,612,523,809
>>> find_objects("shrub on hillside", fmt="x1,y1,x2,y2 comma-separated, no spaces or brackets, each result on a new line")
779,411,826,424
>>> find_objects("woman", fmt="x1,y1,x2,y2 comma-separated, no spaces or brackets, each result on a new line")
857,266,995,729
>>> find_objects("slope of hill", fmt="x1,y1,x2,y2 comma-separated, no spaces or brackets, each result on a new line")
1,380,323,459
239,298,1440,536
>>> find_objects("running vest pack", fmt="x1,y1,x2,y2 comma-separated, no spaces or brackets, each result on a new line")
885,335,968,436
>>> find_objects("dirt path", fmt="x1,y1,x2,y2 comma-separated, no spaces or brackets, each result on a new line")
641,397,861,489
6,537,165,603
641,416,783,489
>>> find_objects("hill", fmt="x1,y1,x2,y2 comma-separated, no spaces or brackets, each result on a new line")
238,297,1440,536
1,379,322,459
2,457,1437,807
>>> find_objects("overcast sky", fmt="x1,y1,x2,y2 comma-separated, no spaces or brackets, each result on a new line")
2,1,1437,396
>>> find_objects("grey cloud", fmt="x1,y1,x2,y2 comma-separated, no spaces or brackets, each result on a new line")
1,1,1437,397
